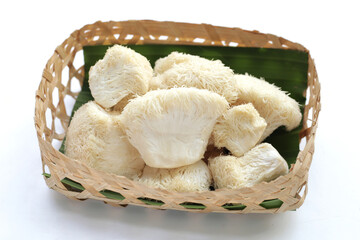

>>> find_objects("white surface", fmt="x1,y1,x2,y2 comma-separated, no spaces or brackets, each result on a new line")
1,0,360,239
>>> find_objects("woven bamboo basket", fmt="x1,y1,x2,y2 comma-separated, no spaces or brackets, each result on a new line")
35,20,320,213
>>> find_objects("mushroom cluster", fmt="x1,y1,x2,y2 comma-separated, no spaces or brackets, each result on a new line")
65,45,302,192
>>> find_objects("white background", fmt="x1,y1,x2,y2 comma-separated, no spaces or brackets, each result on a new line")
1,0,359,239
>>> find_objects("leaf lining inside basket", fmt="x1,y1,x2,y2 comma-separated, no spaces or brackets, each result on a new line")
138,197,165,206
43,173,85,192
180,202,206,210
100,190,125,200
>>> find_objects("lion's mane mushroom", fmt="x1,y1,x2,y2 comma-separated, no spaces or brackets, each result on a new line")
120,87,229,168
138,160,211,192
213,103,267,157
65,101,145,179
234,74,302,142
89,45,153,111
208,143,289,189
151,52,238,103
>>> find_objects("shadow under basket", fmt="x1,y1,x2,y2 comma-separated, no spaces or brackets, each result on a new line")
35,20,320,213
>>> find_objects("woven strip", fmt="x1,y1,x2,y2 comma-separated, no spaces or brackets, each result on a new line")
35,20,320,213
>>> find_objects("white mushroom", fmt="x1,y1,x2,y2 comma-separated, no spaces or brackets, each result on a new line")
154,51,193,75
208,143,289,189
138,160,211,192
65,101,145,179
89,45,153,109
234,74,302,142
213,103,267,157
121,87,229,168
152,52,238,103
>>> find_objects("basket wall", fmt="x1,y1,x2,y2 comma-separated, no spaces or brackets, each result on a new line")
34,20,320,213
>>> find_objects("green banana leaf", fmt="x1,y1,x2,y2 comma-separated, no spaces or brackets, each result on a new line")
56,44,308,210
